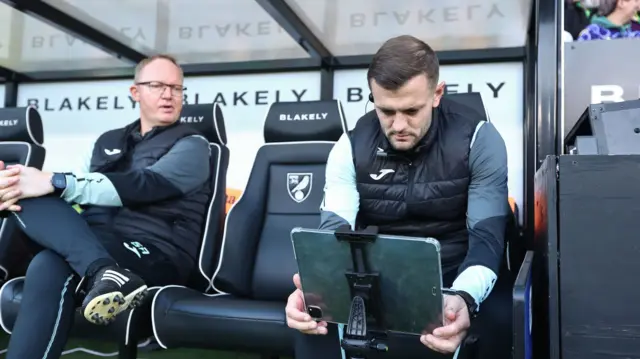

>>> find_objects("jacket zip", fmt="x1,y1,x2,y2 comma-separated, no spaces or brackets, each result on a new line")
406,159,415,201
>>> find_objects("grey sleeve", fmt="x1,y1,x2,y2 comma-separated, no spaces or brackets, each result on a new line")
145,135,212,194
319,211,351,231
318,133,360,231
62,172,123,206
63,135,211,206
460,122,510,275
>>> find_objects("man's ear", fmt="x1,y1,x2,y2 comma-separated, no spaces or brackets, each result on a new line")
129,85,140,102
432,81,445,108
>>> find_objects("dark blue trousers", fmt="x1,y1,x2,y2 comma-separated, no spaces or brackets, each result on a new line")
4,196,181,359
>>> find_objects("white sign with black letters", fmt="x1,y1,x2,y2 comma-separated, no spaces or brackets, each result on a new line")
17,72,322,189
563,39,640,137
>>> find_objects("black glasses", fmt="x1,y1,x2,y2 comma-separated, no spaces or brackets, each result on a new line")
136,81,186,97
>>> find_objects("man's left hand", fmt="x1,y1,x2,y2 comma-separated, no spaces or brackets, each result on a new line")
421,294,471,354
0,164,53,211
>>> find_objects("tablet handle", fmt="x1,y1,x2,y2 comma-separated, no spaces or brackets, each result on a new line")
335,225,388,359
334,224,379,243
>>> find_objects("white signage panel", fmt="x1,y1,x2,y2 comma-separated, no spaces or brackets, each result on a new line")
17,72,322,190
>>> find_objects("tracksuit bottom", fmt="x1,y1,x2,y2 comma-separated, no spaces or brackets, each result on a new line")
294,268,514,359
3,196,183,359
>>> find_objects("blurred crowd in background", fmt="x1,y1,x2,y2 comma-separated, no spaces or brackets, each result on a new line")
564,0,640,41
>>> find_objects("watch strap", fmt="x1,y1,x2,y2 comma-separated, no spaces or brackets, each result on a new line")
442,288,478,319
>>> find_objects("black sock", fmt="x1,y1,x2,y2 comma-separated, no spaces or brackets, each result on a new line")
85,258,118,278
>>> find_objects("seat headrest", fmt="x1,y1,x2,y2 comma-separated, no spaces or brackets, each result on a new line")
179,103,227,145
444,92,489,122
263,100,347,143
0,106,44,146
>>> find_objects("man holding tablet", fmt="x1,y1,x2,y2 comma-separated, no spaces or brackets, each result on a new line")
285,35,512,358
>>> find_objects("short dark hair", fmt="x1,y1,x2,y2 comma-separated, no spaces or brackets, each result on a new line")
367,35,439,91
134,54,183,82
597,0,617,16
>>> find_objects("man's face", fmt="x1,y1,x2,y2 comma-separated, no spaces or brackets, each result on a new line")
618,0,640,17
371,74,445,151
130,59,184,127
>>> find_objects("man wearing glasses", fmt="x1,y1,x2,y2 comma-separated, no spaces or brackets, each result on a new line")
0,55,211,359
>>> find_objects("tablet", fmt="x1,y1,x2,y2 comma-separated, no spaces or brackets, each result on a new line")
291,227,444,336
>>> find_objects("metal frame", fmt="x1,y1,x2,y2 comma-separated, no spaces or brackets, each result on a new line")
535,0,563,166
19,58,325,83
529,1,563,359
3,80,18,107
254,0,335,99
255,0,331,63
0,66,18,81
332,47,526,69
523,3,538,247
0,0,144,64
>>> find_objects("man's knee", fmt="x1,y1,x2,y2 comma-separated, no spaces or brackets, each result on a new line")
11,196,77,226
25,250,76,290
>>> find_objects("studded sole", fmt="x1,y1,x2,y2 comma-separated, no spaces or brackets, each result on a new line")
122,285,149,312
82,292,126,325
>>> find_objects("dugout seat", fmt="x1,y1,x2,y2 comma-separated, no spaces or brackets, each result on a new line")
0,106,46,282
151,100,347,357
449,94,530,359
0,102,229,359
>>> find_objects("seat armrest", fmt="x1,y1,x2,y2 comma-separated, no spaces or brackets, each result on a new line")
512,251,534,359
121,286,161,347
505,198,526,273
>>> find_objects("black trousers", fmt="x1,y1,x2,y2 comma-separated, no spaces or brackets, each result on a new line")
294,269,514,359
4,196,183,359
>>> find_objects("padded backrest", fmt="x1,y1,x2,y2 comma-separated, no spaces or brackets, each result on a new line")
212,100,347,300
0,106,46,280
0,106,45,168
445,92,489,122
179,103,230,291
446,93,523,267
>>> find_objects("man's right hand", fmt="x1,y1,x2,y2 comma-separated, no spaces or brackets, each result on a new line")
285,273,328,335
0,161,22,212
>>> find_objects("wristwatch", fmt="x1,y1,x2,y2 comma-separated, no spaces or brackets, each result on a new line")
442,288,479,319
50,173,67,197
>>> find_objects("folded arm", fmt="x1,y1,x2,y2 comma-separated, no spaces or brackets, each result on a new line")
451,122,509,309
62,135,211,206
318,134,360,230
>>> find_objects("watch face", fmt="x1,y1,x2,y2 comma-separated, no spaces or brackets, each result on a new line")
53,174,66,190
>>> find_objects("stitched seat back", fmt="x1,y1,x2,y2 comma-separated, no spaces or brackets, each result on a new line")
179,103,230,291
212,100,347,300
0,106,46,280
